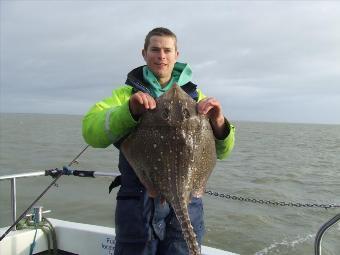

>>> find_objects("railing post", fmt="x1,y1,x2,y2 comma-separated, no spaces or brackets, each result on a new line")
10,177,17,231
314,213,340,255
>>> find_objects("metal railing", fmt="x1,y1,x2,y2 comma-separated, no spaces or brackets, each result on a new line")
0,171,119,231
0,171,46,230
314,213,340,255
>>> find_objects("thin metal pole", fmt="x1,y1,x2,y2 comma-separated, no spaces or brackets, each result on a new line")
0,171,45,180
10,178,17,231
314,213,340,255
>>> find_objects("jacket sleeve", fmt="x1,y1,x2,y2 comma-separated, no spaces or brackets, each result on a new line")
82,86,138,148
197,89,235,160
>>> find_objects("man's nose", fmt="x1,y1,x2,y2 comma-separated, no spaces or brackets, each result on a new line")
158,50,166,59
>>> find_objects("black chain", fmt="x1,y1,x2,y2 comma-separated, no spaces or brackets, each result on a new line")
205,190,340,210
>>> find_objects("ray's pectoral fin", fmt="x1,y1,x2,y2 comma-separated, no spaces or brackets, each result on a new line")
191,129,216,198
191,180,207,198
192,165,216,197
121,138,159,197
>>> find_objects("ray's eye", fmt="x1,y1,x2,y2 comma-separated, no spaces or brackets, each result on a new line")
162,108,170,120
183,108,190,119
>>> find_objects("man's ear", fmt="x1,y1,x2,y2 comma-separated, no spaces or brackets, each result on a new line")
142,49,146,61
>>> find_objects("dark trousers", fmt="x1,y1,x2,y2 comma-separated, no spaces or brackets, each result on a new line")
114,195,205,255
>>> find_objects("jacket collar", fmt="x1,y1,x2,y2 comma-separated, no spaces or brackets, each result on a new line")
125,65,198,101
125,66,151,94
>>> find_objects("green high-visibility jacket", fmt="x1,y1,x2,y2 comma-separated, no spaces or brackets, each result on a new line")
82,85,235,160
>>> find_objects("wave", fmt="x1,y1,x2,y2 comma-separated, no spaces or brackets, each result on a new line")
254,233,314,255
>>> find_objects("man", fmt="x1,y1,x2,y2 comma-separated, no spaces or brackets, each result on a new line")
82,27,235,255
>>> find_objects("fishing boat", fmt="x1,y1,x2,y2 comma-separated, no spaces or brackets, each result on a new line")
1,169,338,255
0,170,239,255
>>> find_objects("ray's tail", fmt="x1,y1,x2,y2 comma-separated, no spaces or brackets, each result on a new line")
172,197,201,255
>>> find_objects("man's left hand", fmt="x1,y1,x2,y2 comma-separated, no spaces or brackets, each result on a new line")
197,97,229,139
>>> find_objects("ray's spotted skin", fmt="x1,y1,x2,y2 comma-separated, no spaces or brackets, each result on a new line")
121,84,216,255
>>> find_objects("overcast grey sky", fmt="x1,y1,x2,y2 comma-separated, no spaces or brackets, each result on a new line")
1,1,340,124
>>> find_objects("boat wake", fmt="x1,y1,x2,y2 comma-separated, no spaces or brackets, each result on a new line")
254,233,314,255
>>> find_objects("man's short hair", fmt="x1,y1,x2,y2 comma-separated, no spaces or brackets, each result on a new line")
144,27,177,51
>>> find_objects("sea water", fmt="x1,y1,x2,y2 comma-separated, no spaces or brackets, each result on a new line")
0,113,339,255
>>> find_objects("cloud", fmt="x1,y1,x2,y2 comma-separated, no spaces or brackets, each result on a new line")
1,1,340,124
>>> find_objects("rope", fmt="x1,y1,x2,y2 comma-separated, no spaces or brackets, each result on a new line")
29,228,38,255
16,216,58,255
43,218,58,255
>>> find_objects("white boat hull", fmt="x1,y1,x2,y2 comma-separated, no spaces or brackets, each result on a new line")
0,218,238,255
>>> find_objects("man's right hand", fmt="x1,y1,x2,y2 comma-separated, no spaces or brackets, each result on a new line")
129,91,156,119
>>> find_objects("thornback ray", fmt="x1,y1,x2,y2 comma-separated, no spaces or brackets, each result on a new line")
121,84,216,255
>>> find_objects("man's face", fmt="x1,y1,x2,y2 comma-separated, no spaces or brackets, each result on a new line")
142,35,179,84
